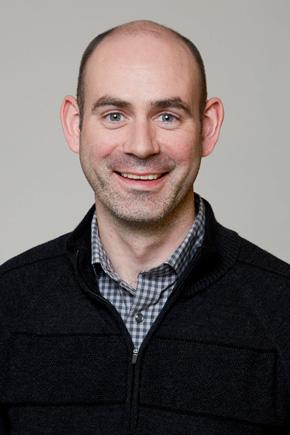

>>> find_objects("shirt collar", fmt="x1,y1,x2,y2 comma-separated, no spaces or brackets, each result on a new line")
91,194,205,278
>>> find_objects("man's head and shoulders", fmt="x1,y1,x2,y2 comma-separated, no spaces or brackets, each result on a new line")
1,20,289,312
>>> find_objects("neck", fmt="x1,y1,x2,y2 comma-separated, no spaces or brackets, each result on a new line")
95,193,196,287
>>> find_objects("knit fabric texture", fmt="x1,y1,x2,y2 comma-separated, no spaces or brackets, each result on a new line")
0,198,290,434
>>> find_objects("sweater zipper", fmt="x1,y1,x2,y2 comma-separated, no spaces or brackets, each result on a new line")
132,347,138,364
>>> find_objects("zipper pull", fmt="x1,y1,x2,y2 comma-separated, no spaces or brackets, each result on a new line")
132,347,138,364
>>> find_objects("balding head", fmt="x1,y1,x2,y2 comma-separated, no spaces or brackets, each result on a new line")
61,20,224,228
76,20,207,128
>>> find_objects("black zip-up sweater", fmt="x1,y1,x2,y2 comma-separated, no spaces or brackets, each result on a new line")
0,200,290,434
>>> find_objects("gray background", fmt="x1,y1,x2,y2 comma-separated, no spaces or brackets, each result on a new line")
1,0,289,264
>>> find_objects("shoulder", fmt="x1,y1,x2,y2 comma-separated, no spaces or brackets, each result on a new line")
237,236,290,281
209,212,290,328
231,235,290,352
232,235,290,307
0,232,71,276
0,233,73,329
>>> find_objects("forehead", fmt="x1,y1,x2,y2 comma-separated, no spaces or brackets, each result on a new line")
83,32,201,106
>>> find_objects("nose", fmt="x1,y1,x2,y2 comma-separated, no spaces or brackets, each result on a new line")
123,118,160,158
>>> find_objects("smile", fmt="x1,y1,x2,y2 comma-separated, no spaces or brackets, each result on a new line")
120,173,162,180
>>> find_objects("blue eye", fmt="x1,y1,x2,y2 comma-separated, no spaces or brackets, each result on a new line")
159,113,177,123
106,112,124,122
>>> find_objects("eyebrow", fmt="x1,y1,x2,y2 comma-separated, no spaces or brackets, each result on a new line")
153,97,192,115
92,96,133,112
91,95,192,115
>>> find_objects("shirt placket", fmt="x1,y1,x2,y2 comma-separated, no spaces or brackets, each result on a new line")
125,267,176,348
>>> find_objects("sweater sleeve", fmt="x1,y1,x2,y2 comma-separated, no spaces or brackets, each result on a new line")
0,327,10,434
0,268,17,435
0,325,10,433
0,406,9,434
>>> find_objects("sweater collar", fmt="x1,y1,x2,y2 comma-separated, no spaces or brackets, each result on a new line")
66,197,241,298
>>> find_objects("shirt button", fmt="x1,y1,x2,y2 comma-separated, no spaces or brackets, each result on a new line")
135,312,144,323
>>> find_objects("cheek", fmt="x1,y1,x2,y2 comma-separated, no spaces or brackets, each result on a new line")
80,127,124,161
160,130,201,164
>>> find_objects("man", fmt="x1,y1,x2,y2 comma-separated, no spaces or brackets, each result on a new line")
0,19,289,435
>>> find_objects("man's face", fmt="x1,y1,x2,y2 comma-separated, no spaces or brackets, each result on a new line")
79,32,204,227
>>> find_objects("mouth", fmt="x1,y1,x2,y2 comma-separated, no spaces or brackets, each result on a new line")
113,171,169,189
117,172,167,181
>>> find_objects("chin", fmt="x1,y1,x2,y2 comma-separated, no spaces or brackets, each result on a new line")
94,188,187,227
112,209,165,225
105,200,180,229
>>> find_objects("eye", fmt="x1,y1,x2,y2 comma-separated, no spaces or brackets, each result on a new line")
158,113,179,124
155,112,180,129
105,112,125,122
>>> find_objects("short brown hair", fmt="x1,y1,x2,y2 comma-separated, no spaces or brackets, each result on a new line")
76,20,207,128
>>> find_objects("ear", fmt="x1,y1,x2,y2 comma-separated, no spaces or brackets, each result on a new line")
201,97,224,157
60,96,80,154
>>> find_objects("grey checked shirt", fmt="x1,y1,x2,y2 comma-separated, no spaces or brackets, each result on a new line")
91,195,205,352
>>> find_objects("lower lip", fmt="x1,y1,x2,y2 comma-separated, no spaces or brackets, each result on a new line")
115,173,168,190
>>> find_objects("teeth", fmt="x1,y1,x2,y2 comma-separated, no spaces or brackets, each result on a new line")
121,173,160,180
